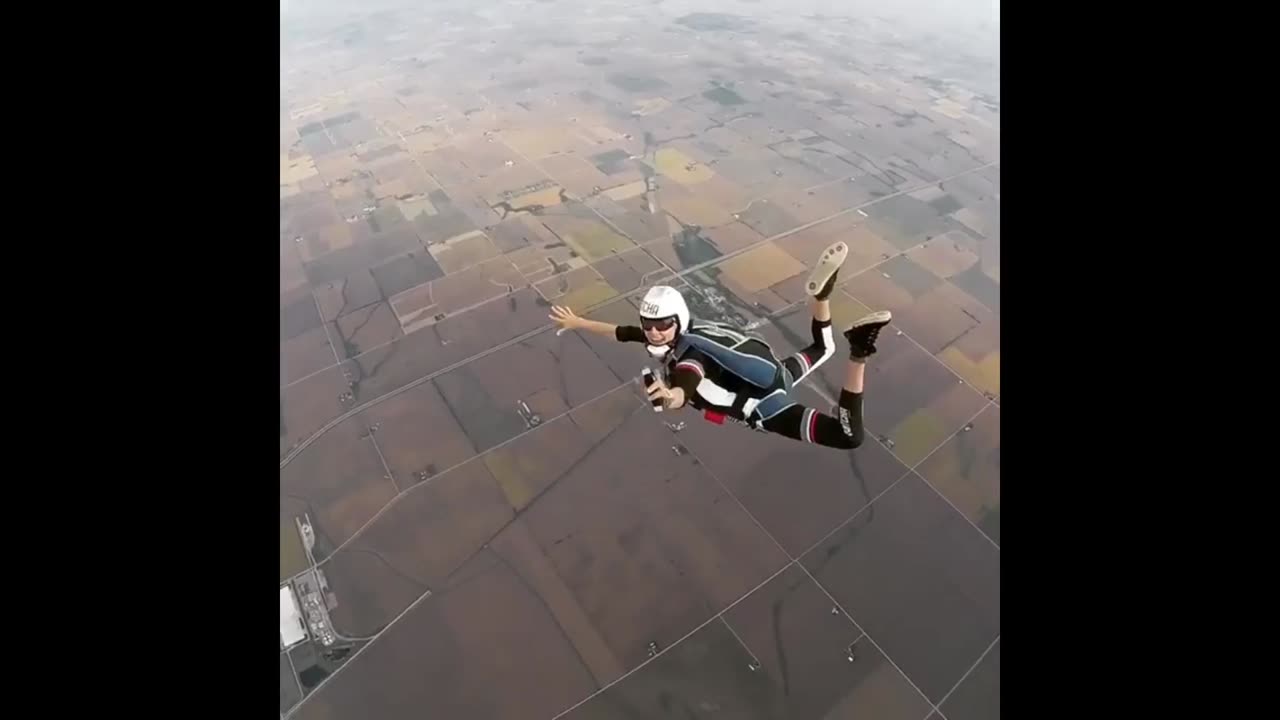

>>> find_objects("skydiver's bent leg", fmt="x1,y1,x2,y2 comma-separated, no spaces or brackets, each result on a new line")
760,309,893,450
783,240,845,385
782,318,836,387
759,390,866,449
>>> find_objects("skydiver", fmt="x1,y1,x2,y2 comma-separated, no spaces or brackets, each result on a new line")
548,242,891,449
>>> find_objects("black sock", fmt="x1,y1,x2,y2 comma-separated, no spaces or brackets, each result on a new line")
838,389,862,412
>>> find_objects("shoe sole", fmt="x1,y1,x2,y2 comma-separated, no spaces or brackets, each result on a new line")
848,310,892,329
806,241,849,297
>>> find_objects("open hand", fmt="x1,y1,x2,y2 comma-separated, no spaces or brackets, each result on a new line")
549,305,582,331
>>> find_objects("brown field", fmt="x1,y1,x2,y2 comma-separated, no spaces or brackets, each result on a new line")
483,412,596,512
339,326,470,405
280,364,350,459
863,194,960,250
707,149,789,196
843,259,992,356
949,258,999,313
676,383,908,555
430,287,551,358
443,184,504,229
605,209,671,245
720,565,932,719
294,548,597,720
736,198,804,238
281,325,336,386
502,126,583,159
418,147,480,189
322,460,515,637
566,297,651,380
905,234,981,280
430,326,620,451
279,420,398,552
491,515,627,686
361,381,478,484
488,215,562,254
559,619,770,719
412,191,480,245
330,302,404,360
312,269,383,322
281,240,308,295
505,242,584,284
802,474,1000,704
660,185,736,228
832,319,987,467
589,248,663,296
455,136,533,179
767,185,849,225
538,153,615,197
427,231,502,274
916,403,1000,542
302,226,424,287
515,407,788,670
520,326,628,406
703,221,765,254
474,164,555,206
389,256,524,333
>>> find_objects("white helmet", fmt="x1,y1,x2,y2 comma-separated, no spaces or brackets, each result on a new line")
638,285,690,357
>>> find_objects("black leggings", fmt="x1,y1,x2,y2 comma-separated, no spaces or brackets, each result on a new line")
758,318,865,449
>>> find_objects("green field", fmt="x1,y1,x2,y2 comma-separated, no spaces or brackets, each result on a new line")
280,517,309,582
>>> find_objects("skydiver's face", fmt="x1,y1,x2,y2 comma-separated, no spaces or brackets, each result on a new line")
641,316,677,346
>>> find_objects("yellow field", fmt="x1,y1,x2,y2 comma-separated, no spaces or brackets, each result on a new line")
535,267,618,308
558,278,618,309
887,410,953,468
428,231,501,274
938,347,1000,396
545,217,636,261
631,97,671,116
280,154,319,186
503,126,579,158
654,148,714,185
508,185,565,209
603,180,647,201
662,193,734,228
716,242,807,292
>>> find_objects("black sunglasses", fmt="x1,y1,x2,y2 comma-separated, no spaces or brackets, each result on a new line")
640,316,676,331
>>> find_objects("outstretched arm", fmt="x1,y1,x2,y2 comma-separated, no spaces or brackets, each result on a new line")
550,305,641,341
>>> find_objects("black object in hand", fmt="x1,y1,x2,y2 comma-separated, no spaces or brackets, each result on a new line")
642,368,663,412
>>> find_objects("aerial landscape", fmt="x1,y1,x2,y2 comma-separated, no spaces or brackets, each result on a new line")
280,0,999,717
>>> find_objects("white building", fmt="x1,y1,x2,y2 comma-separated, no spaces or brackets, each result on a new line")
280,585,307,648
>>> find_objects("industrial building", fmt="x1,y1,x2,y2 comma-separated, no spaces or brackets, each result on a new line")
280,584,307,649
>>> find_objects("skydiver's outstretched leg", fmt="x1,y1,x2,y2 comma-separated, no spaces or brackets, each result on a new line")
762,310,892,449
782,242,846,385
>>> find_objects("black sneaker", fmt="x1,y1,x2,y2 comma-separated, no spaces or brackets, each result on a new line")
843,311,892,360
806,241,848,301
